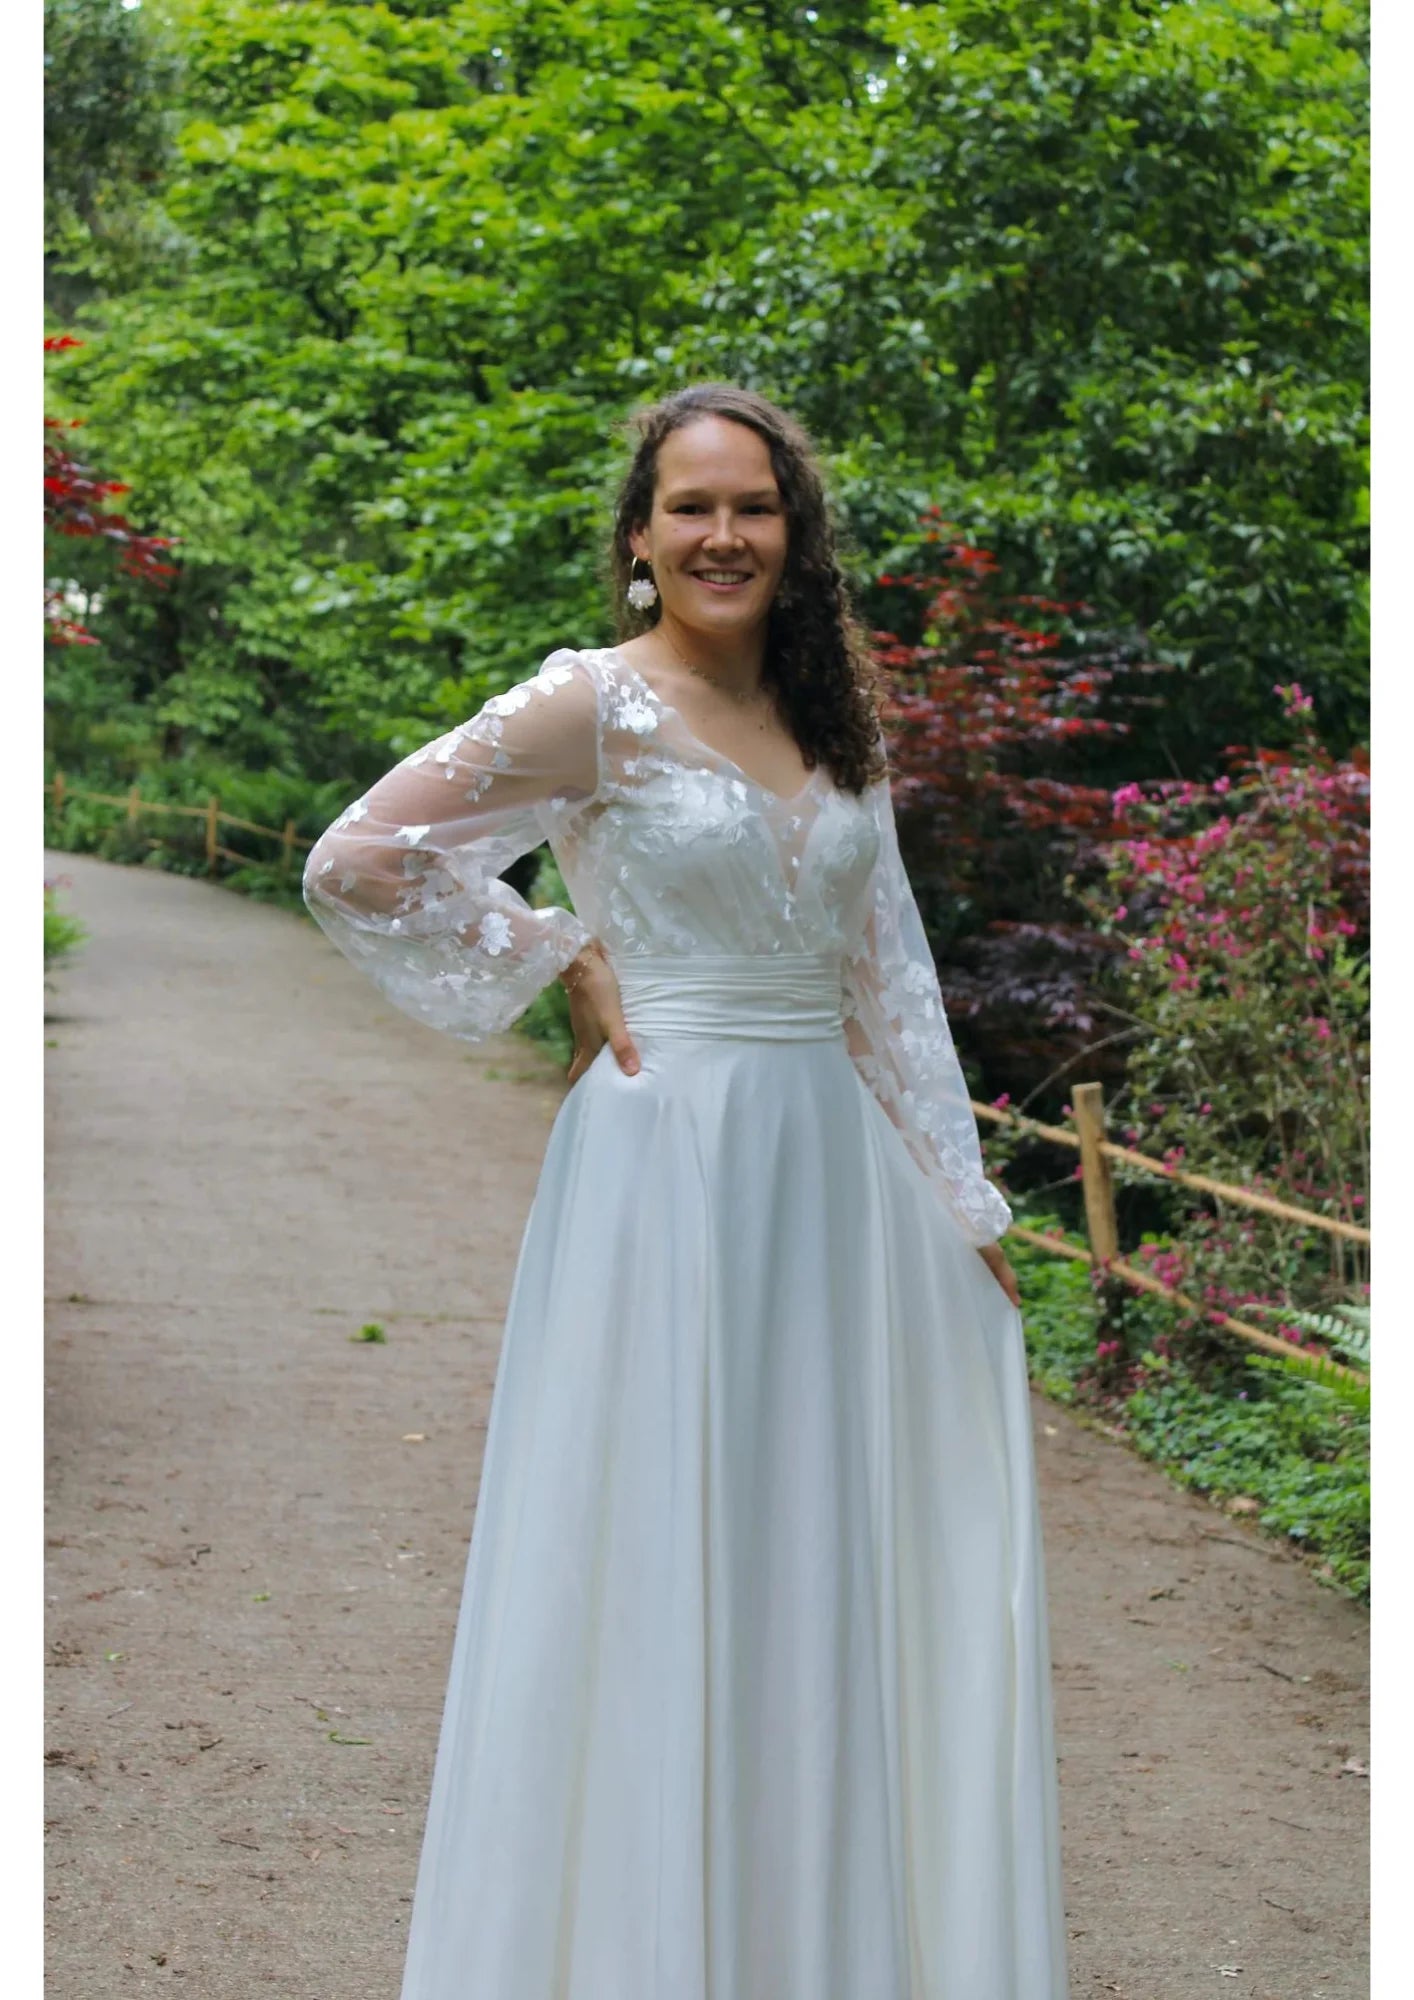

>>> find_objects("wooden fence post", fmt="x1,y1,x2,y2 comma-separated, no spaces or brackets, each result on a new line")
280,818,296,876
1073,1081,1119,1264
126,785,141,826
205,795,220,873
1073,1080,1126,1355
51,771,65,818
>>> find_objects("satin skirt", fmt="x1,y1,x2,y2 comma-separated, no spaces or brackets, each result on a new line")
399,953,1069,1999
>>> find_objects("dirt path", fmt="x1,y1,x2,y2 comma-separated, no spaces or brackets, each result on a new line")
44,852,1368,1999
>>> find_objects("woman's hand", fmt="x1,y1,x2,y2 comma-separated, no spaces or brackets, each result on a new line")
977,1240,1022,1309
560,940,641,1086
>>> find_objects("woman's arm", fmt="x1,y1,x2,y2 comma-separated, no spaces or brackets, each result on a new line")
840,770,1014,1250
303,649,601,1042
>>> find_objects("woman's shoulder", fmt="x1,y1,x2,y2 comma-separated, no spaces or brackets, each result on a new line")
525,643,652,731
521,642,625,698
493,643,613,707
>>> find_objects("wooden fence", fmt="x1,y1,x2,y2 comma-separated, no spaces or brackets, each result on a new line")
973,1083,1369,1383
45,772,314,877
46,774,1368,1383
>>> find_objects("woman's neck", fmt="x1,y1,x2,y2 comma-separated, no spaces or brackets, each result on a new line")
650,612,768,701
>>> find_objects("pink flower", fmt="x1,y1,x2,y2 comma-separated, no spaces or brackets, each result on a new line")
1112,782,1143,811
1308,1017,1332,1040
1199,1101,1213,1115
991,1091,1011,1109
1212,775,1231,794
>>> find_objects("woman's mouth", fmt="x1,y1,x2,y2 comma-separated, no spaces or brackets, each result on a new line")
690,569,754,593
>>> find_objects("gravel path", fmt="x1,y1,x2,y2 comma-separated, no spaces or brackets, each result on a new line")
44,851,1369,1999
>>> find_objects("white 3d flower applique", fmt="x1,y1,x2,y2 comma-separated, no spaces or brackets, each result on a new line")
477,911,515,956
485,684,535,716
618,694,658,735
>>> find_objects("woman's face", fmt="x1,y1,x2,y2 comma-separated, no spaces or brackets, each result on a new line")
629,415,789,644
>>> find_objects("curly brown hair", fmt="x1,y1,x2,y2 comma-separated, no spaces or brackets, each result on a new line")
606,382,887,796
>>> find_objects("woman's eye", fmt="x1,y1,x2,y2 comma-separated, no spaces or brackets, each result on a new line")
671,503,776,516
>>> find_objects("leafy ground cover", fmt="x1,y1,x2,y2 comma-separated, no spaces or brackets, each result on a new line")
1008,1220,1370,1603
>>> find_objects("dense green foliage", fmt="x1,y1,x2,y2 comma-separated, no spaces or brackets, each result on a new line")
46,0,1369,800
1008,1222,1369,1601
44,0,178,315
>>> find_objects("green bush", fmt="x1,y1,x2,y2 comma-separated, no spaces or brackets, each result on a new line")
43,754,350,914
1009,1214,1369,1601
44,880,87,971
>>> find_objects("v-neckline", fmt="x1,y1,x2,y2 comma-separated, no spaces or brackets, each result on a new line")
602,648,822,809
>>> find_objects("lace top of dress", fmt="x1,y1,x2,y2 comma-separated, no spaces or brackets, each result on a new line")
303,645,1012,1247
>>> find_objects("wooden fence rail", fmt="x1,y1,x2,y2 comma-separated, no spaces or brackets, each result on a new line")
974,1081,1369,1384
46,773,314,877
46,774,1368,1383
972,1093,1371,1247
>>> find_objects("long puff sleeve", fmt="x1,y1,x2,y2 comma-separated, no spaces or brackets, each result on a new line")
302,648,600,1041
841,771,1014,1248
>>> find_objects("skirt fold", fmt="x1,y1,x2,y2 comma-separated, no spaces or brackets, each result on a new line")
400,1011,1067,2000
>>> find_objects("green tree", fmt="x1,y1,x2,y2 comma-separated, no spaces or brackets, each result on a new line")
44,0,179,314
46,0,1367,791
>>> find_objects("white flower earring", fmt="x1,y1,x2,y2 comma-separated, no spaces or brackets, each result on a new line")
626,556,659,611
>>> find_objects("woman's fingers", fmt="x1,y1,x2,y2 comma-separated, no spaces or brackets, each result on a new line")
606,1015,640,1075
978,1242,1022,1307
560,945,638,1079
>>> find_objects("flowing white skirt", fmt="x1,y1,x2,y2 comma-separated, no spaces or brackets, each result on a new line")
399,953,1068,2000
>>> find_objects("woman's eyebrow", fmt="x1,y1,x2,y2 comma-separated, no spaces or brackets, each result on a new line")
662,485,781,502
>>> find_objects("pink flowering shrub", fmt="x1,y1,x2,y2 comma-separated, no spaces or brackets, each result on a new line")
1084,686,1369,1326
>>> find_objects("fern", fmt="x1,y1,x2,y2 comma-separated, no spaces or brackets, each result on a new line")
1248,1301,1370,1370
1242,1301,1370,1415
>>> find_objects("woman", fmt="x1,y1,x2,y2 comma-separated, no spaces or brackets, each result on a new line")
304,382,1069,1999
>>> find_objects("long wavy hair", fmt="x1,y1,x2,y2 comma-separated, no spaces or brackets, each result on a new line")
606,383,887,796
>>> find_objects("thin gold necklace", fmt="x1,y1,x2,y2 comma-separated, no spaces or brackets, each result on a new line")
657,628,770,709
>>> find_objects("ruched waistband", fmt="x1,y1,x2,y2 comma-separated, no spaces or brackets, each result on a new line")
610,951,846,1043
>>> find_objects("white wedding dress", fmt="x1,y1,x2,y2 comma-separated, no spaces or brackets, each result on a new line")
304,645,1069,2000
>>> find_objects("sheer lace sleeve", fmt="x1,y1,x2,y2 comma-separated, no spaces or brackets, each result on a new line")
302,648,600,1041
841,771,1013,1248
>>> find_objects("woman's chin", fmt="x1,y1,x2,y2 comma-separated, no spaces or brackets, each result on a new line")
667,591,776,639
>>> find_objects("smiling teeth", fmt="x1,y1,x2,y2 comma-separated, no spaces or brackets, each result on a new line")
697,571,750,583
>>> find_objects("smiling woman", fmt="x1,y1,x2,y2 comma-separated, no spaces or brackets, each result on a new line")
302,381,1067,2000
608,382,889,804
